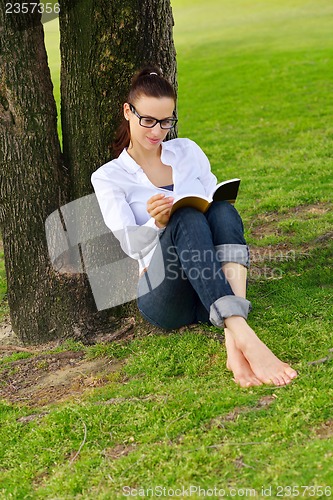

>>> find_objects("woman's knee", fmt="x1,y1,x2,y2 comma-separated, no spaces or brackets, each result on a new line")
170,206,207,225
206,201,243,225
167,206,210,242
205,201,246,245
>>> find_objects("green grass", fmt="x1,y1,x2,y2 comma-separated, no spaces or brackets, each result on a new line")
1,0,333,497
175,0,333,216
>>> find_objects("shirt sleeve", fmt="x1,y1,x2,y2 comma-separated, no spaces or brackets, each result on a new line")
91,170,164,261
189,139,218,197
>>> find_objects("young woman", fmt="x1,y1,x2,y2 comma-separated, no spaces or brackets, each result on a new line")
91,66,297,388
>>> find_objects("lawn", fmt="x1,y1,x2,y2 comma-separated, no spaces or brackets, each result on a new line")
0,0,333,497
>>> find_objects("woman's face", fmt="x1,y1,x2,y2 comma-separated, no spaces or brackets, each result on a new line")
124,95,175,153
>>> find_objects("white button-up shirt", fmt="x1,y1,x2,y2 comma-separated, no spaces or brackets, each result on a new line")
91,138,218,273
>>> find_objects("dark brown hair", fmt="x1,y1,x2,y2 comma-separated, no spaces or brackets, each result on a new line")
112,66,176,158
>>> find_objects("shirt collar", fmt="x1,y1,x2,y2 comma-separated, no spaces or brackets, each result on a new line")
120,141,176,173
119,148,141,173
161,140,176,163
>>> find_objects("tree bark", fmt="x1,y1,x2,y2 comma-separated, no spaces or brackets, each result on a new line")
0,5,109,344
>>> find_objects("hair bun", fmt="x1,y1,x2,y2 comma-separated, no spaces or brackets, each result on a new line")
135,65,163,80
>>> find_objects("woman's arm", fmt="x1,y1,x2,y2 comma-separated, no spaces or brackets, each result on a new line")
91,171,165,260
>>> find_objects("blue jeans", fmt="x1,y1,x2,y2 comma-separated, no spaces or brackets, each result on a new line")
137,201,251,330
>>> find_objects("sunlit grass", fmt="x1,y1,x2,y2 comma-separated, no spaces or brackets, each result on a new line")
44,17,61,141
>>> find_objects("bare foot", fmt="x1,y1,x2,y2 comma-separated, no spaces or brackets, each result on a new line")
224,317,298,386
225,328,262,387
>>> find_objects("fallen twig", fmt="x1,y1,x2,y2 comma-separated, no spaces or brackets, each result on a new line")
307,356,332,366
307,348,333,366
70,421,87,464
96,318,135,343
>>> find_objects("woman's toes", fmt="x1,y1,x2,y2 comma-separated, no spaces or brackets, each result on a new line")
271,368,297,386
278,366,298,385
276,376,288,386
286,366,298,379
265,377,278,386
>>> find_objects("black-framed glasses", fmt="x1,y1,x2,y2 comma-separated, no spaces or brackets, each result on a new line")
129,103,178,129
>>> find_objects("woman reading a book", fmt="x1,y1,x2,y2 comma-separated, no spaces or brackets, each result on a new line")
91,67,297,388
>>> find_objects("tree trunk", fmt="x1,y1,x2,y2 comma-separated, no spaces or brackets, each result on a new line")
0,0,177,344
0,6,109,344
58,0,177,319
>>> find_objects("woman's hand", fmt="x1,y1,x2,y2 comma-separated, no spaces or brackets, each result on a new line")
147,194,174,228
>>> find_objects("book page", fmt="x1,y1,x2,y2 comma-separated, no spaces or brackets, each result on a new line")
170,195,210,216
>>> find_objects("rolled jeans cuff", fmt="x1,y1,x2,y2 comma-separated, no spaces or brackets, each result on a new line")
215,244,250,268
209,296,252,327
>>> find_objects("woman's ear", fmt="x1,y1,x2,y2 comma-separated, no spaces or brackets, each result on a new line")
123,102,131,121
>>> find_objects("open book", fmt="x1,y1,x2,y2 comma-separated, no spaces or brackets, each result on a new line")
170,178,241,216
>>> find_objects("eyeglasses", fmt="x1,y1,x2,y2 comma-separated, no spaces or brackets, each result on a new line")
128,103,178,129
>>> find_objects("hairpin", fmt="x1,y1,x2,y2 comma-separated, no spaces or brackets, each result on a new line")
149,72,158,76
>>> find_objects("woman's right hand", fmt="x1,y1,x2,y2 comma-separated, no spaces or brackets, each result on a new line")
146,194,174,228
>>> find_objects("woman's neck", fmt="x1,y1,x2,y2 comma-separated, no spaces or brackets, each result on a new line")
127,142,162,170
